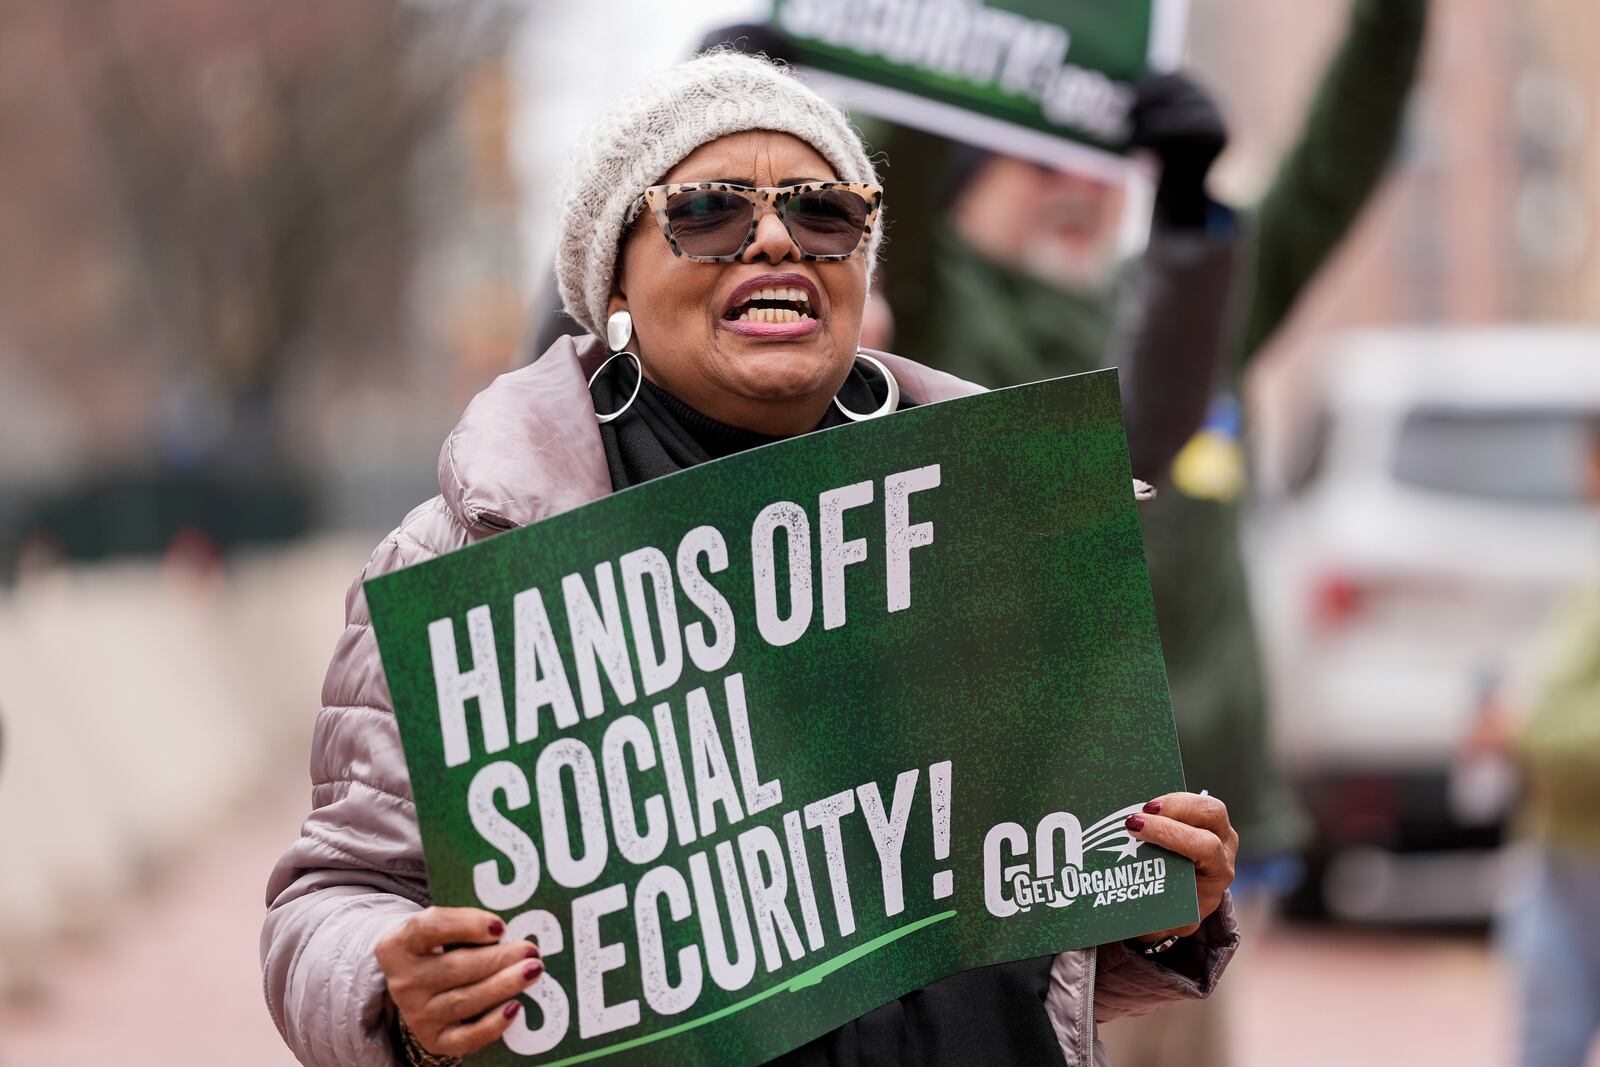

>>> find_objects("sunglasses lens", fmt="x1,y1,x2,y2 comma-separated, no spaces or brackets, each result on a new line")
785,189,871,256
663,189,750,257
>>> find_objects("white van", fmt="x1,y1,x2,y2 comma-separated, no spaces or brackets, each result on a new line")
1253,327,1600,921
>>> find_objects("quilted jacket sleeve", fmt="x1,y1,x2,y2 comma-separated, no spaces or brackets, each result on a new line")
261,513,452,1067
1093,891,1240,1022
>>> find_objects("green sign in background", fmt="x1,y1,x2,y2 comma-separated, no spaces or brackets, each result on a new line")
769,0,1178,153
366,372,1195,1065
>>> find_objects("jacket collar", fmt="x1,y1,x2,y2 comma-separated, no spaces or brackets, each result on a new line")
437,334,986,533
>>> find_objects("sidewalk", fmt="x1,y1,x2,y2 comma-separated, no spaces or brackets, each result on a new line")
0,774,307,1067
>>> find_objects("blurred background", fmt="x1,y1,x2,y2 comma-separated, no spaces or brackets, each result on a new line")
1,1,1597,1064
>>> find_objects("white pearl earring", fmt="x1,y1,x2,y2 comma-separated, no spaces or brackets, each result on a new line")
589,310,643,423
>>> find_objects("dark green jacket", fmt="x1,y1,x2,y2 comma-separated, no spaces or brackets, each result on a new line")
892,219,1240,483
889,0,1428,859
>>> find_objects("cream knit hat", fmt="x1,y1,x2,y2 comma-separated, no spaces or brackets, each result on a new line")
554,51,880,340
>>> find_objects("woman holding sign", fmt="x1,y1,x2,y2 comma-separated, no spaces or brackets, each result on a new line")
262,51,1239,1067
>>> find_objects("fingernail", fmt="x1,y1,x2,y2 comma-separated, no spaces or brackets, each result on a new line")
524,944,539,959
1126,815,1146,833
487,919,505,936
523,962,542,982
1143,800,1163,815
502,1001,522,1020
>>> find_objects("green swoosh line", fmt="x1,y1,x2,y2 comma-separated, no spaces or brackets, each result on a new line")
535,909,958,1066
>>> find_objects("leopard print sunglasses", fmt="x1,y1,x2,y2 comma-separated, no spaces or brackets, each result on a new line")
622,181,884,262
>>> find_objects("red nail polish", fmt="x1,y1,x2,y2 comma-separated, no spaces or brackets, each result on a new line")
487,919,505,936
524,945,539,959
1143,800,1163,815
1126,814,1146,833
502,1001,522,1020
523,962,541,981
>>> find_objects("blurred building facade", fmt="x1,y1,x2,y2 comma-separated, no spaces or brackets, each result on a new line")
1189,0,1599,485
1198,0,1596,325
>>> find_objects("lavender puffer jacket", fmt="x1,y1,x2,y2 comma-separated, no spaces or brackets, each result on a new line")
260,335,1238,1067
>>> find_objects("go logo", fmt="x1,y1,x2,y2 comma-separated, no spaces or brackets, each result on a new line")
981,812,1084,918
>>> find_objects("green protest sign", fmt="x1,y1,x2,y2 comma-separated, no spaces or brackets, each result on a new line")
365,371,1195,1065
768,0,1189,175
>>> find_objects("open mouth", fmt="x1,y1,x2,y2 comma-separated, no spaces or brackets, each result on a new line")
722,284,816,324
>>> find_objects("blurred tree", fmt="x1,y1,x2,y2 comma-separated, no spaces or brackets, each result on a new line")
0,0,517,565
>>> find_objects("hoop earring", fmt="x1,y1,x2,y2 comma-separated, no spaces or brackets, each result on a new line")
832,352,900,422
590,310,643,423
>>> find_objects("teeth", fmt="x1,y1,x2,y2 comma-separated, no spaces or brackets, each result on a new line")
741,286,810,305
729,284,813,323
736,307,804,323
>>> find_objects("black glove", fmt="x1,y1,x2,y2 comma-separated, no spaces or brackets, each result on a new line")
1127,73,1229,230
697,22,798,62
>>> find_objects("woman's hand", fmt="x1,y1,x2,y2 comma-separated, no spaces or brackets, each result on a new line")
376,907,542,1059
1124,791,1238,942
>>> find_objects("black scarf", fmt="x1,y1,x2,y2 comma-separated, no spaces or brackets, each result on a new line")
590,360,1065,1067
593,360,909,489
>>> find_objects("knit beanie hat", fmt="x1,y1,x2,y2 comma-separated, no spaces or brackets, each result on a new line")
554,51,880,341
